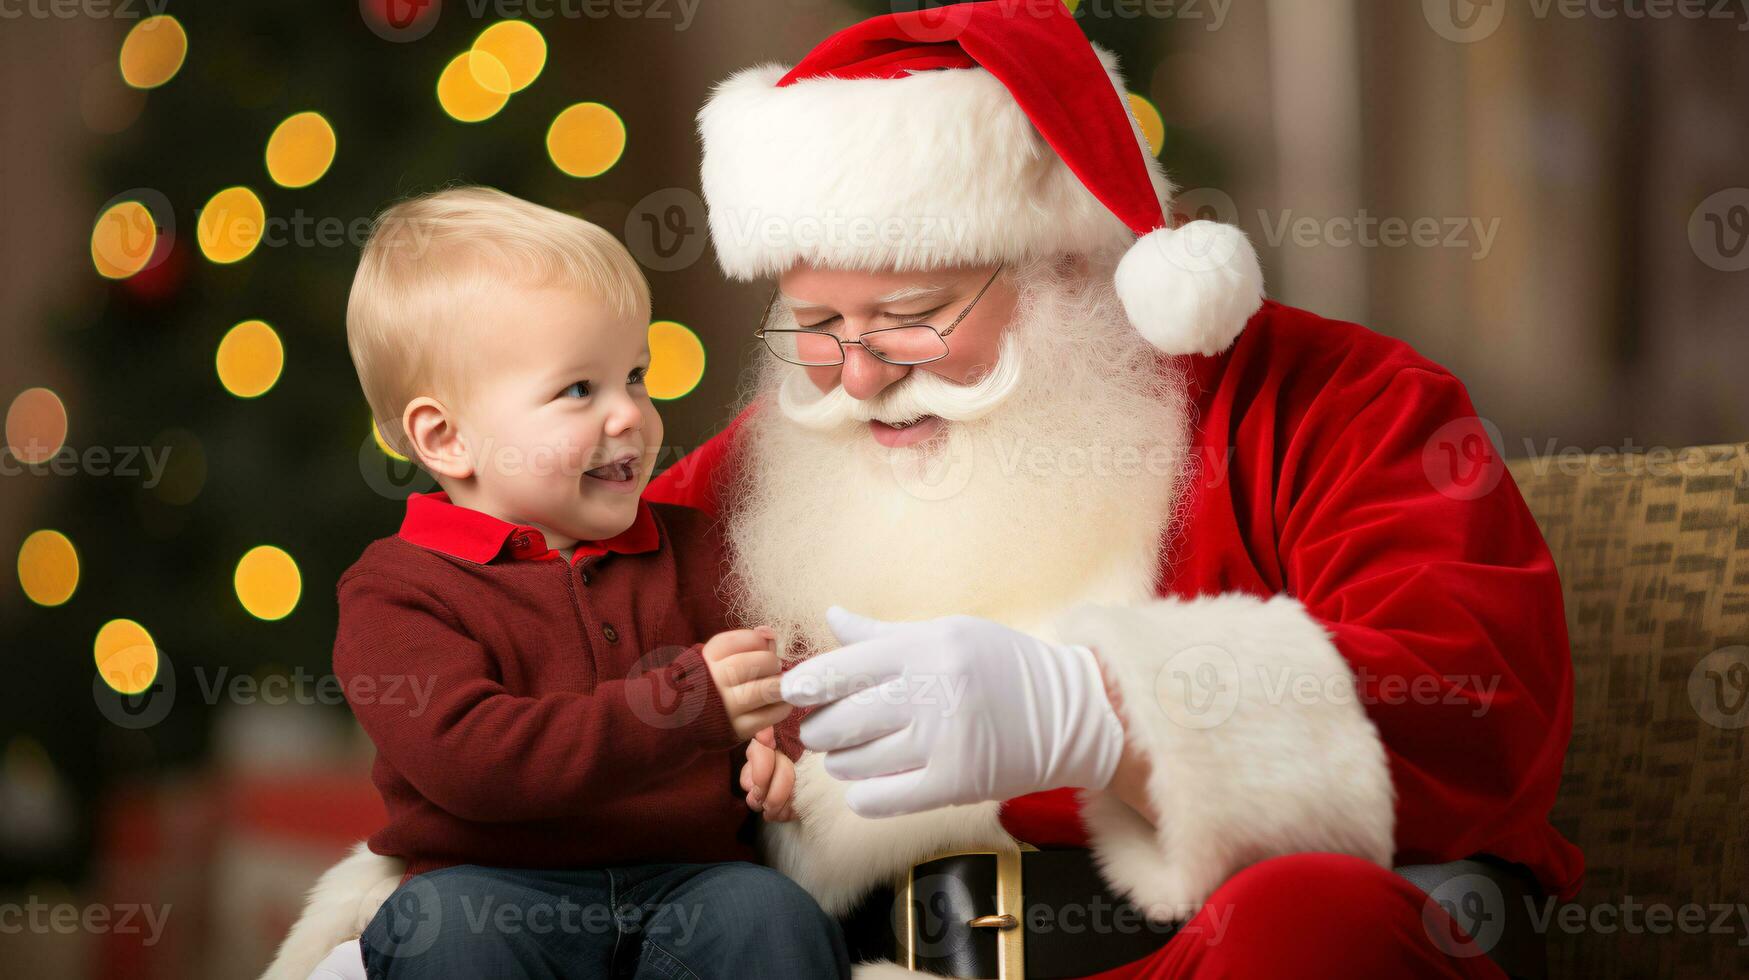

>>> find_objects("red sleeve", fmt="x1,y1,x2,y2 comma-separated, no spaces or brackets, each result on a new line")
645,405,755,516
334,571,742,824
1279,366,1583,896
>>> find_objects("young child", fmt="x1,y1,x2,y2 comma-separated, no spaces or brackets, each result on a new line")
335,186,837,979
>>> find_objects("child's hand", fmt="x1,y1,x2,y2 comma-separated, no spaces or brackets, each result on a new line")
703,626,791,740
741,728,797,822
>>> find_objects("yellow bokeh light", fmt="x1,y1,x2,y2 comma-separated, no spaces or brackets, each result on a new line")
5,388,67,465
646,321,706,401
1127,92,1165,158
472,21,546,94
547,102,626,178
118,15,187,90
215,320,285,398
94,619,158,696
437,51,511,123
265,111,337,189
91,199,159,280
198,186,266,264
235,545,301,621
17,531,78,607
372,419,410,462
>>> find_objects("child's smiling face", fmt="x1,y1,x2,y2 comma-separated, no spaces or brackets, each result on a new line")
414,283,663,547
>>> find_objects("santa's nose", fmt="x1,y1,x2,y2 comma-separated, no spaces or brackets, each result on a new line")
839,344,909,401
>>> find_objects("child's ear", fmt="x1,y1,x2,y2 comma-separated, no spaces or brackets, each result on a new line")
403,397,473,480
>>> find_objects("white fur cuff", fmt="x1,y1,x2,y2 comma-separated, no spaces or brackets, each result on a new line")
1054,593,1396,920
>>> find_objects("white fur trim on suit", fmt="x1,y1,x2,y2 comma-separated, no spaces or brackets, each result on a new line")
762,751,1014,917
259,842,403,980
853,962,931,980
1116,222,1265,356
1054,593,1396,920
696,48,1170,281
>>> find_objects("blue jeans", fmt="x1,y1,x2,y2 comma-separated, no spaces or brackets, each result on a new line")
360,861,849,980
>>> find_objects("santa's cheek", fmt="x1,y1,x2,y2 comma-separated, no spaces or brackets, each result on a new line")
804,365,841,393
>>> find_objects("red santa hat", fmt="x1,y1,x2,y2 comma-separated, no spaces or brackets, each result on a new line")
696,0,1265,357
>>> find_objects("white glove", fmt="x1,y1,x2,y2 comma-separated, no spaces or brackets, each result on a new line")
779,606,1127,818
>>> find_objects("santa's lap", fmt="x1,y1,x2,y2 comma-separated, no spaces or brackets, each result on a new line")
1089,853,1505,980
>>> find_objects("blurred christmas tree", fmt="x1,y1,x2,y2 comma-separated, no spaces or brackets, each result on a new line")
6,0,680,886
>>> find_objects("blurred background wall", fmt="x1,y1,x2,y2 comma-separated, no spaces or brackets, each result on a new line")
1,0,1745,975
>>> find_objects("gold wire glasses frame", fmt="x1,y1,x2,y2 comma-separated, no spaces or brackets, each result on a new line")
754,263,1005,367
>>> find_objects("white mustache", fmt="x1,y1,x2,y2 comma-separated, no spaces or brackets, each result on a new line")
775,332,1026,432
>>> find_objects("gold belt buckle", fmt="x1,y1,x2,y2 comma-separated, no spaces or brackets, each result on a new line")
894,842,1036,980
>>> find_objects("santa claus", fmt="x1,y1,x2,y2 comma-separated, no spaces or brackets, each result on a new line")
269,2,1580,978
644,1,1581,977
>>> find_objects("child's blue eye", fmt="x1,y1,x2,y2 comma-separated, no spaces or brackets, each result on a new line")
564,381,591,398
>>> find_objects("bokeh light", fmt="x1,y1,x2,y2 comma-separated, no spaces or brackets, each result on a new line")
472,21,547,93
94,619,158,696
215,320,285,398
372,419,410,462
118,15,187,90
437,52,511,123
646,321,706,401
91,199,159,280
1127,92,1165,158
16,531,78,607
197,186,266,264
265,111,337,189
547,102,625,178
235,546,302,621
5,388,68,465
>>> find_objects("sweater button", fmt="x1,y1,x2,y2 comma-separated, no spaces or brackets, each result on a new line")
602,623,619,644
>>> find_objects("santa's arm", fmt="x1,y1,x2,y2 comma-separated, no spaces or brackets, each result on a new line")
1056,366,1577,916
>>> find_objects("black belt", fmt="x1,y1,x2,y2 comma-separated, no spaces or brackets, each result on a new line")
840,846,1548,980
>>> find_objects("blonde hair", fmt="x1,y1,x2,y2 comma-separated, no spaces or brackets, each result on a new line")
346,185,651,455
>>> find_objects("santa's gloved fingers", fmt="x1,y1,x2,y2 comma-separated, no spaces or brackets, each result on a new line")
798,677,913,751
821,727,927,782
780,635,911,707
825,606,907,645
843,767,954,819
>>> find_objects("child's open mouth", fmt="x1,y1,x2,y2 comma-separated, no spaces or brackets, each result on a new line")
584,454,640,493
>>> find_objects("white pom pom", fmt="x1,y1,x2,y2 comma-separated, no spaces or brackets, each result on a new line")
1115,221,1265,356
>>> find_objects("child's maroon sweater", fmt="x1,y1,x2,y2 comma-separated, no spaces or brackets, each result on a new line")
333,492,750,879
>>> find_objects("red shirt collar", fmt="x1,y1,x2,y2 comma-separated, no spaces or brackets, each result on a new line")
398,492,659,564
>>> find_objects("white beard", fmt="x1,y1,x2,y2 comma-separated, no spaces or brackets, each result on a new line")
723,255,1194,659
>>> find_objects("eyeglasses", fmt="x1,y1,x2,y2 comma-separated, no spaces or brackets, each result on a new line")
755,263,1005,367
